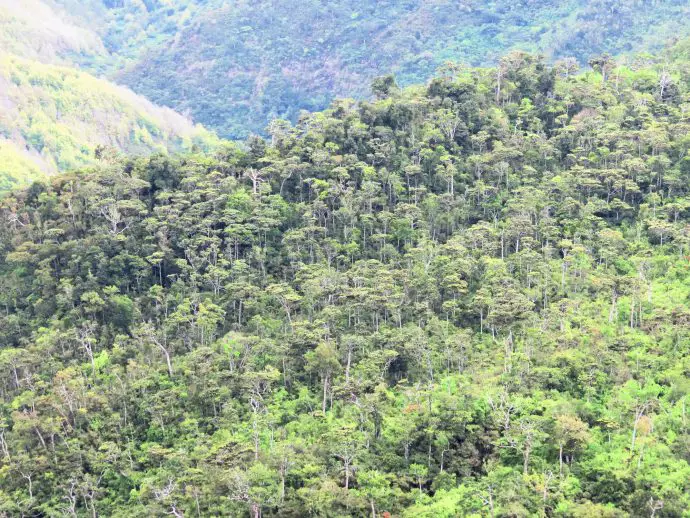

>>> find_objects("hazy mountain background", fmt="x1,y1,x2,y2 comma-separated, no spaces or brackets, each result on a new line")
0,0,217,190
2,0,690,186
54,0,690,137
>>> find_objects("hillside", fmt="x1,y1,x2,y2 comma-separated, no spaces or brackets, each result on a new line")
1,52,689,516
0,0,104,64
62,0,690,138
0,1,218,190
6,0,690,140
0,53,218,190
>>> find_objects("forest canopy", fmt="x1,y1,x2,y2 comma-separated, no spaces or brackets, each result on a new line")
1,51,690,516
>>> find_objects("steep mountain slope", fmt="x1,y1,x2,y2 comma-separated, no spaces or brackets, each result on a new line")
1,52,689,516
0,0,104,64
0,53,217,190
0,54,214,189
69,0,690,138
0,1,218,190
5,0,690,142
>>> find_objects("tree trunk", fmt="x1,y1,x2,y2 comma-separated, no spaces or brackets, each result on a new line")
630,296,635,328
523,444,531,474
608,291,617,323
345,347,352,384
163,347,173,377
322,375,329,413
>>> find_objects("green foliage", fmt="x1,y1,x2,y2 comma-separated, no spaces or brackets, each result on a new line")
0,52,219,190
2,51,690,516
59,0,690,138
0,141,43,192
7,1,690,139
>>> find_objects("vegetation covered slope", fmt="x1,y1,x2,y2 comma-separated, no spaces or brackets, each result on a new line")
0,2,218,190
0,52,217,190
1,52,690,516
66,0,690,137
0,0,104,64
6,0,690,140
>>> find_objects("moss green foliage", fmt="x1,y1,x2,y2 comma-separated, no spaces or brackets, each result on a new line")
2,52,690,516
0,142,43,193
0,1,220,190
0,52,219,190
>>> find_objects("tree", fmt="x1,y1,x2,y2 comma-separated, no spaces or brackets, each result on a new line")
553,414,590,475
588,53,615,82
305,341,341,413
409,463,428,495
371,75,398,99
